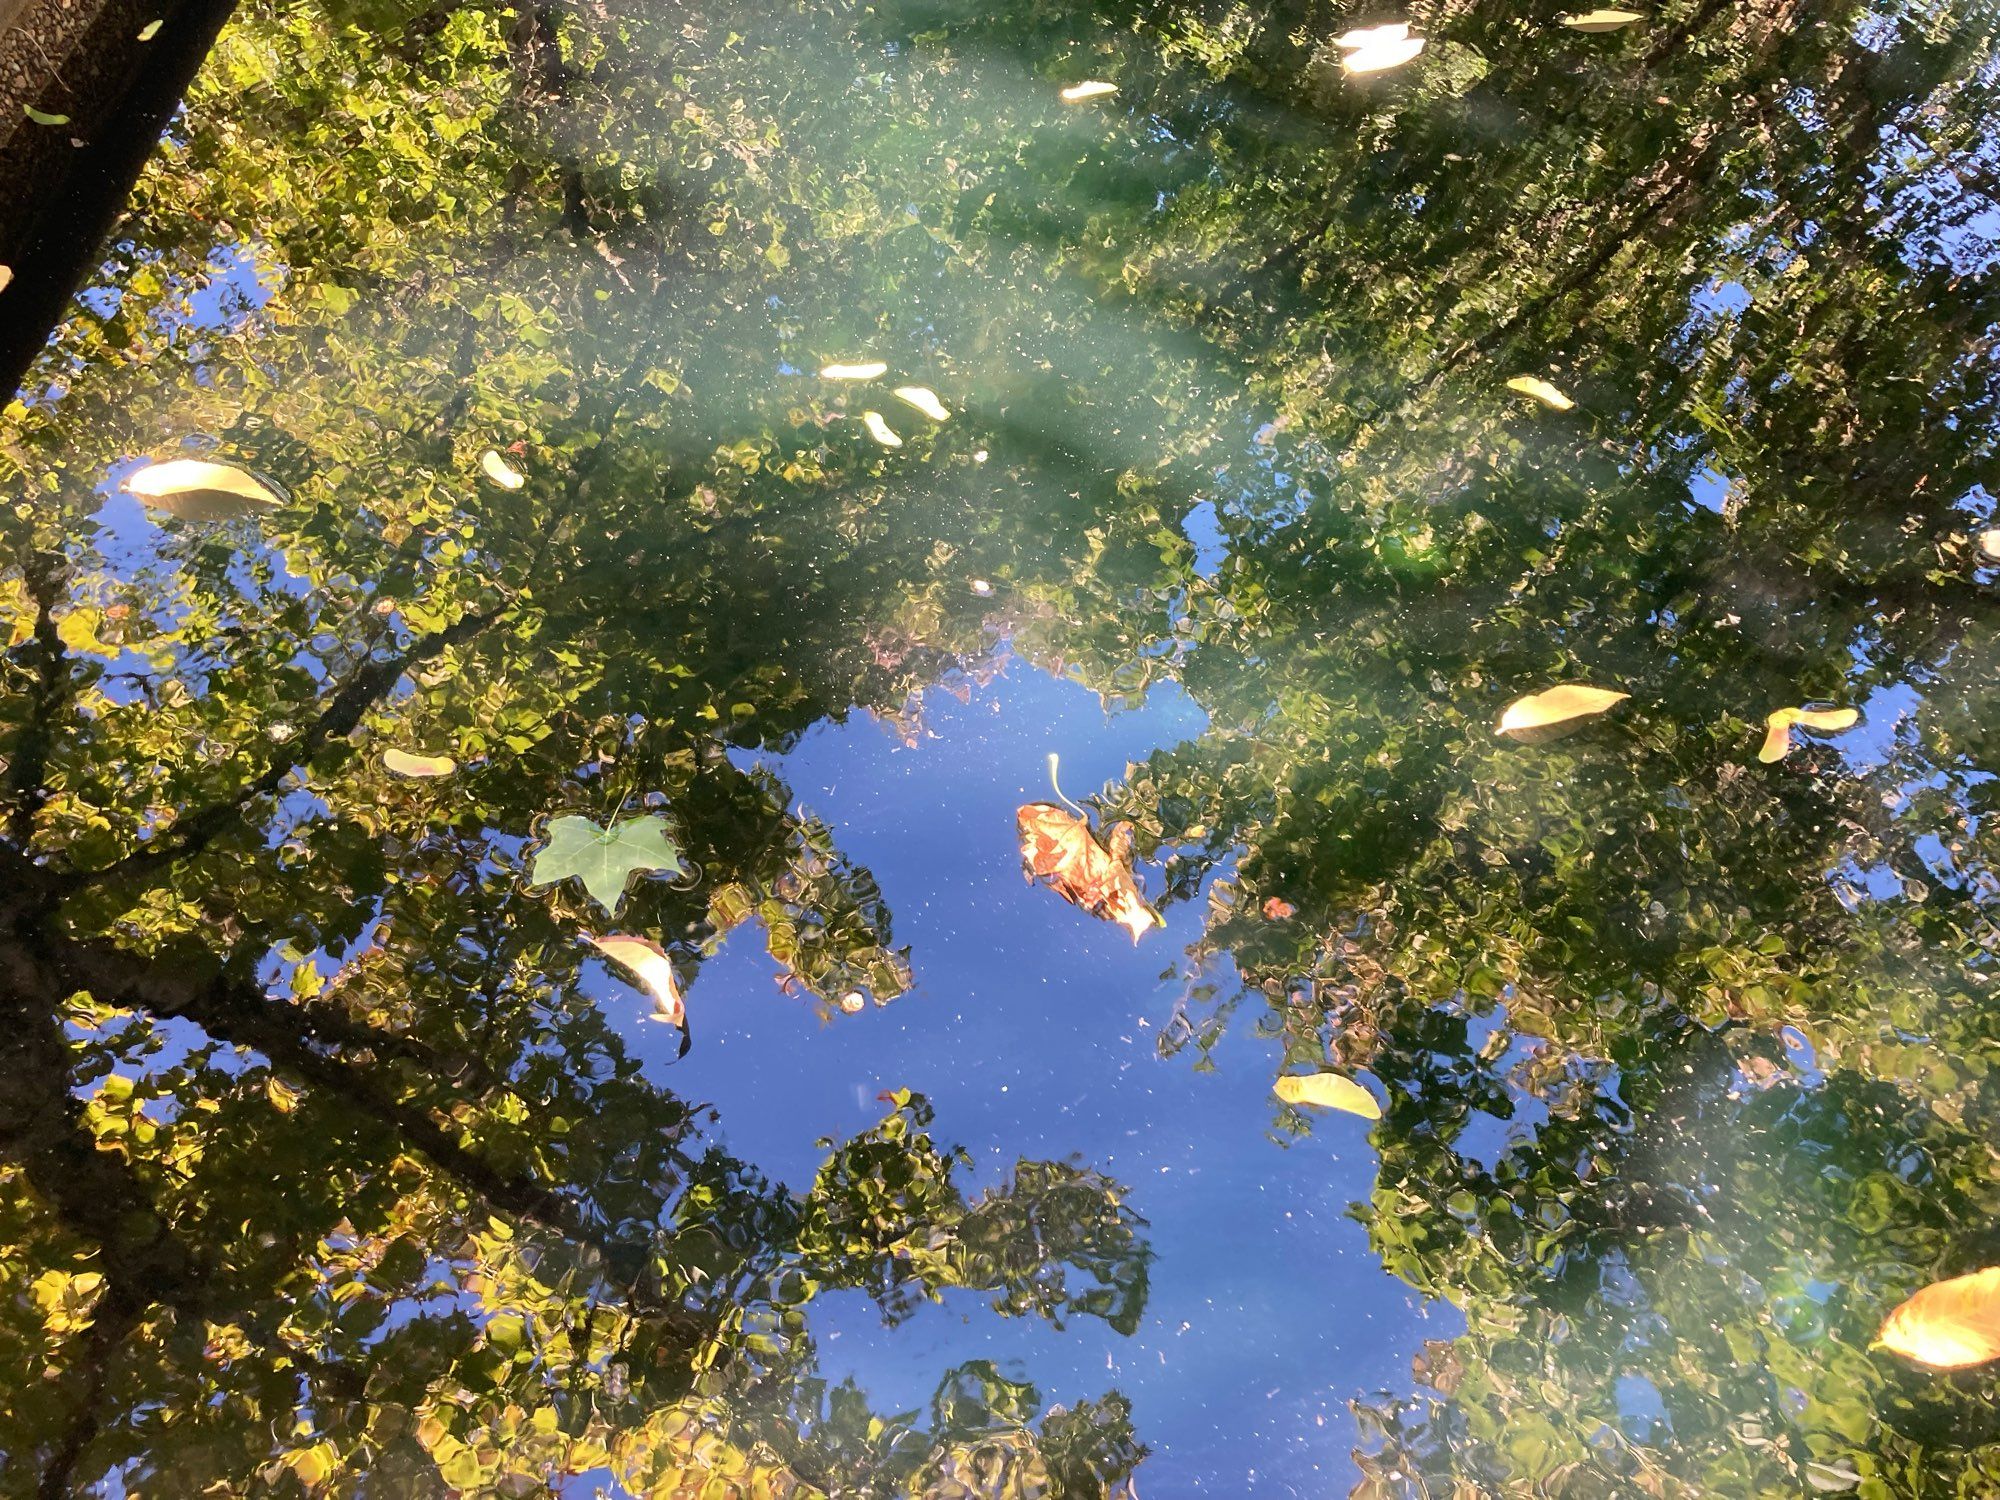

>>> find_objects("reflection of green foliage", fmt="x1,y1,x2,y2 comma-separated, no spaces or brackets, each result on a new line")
2,0,1998,1491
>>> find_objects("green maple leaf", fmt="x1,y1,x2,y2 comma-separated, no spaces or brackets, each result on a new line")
526,813,686,915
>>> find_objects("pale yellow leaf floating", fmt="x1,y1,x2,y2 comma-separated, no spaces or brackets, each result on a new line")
587,934,685,1026
1342,36,1425,73
1497,684,1629,735
383,748,456,779
1334,21,1410,47
126,458,286,521
1506,375,1576,410
861,411,903,448
893,386,951,422
1561,8,1644,30
819,360,888,380
266,1076,301,1114
1059,80,1119,102
1758,705,1859,763
1275,1072,1382,1120
479,449,526,490
137,18,162,39
0,266,12,295
1873,1267,2000,1369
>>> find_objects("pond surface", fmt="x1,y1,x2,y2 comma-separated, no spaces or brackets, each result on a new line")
2,0,1999,1494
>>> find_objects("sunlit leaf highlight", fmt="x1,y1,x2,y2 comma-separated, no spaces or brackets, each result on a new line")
1505,375,1576,409
1758,706,1859,763
125,458,286,520
893,386,951,421
1342,36,1425,73
1059,81,1120,101
1496,684,1629,736
586,934,685,1026
1874,1267,2000,1369
1275,1073,1382,1119
1560,8,1644,29
383,748,456,778
819,360,888,380
861,411,903,448
480,449,526,489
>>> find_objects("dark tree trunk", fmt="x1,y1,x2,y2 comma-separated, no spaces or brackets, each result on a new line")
0,0,239,400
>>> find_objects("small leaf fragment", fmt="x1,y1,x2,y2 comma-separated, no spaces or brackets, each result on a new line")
125,458,286,520
819,360,887,380
480,449,526,489
137,18,163,39
0,266,12,295
1505,375,1575,409
1560,8,1644,29
1275,1072,1382,1119
861,411,903,448
1497,684,1629,735
1977,527,2000,561
1873,1266,2000,1368
893,386,951,421
587,934,685,1026
1759,705,1858,763
527,813,686,916
1059,80,1119,102
383,748,456,779
24,105,71,127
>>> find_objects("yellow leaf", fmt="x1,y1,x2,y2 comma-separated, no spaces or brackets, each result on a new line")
893,386,951,421
1342,36,1425,73
1561,8,1644,29
0,265,11,295
383,748,456,778
1505,375,1575,410
1059,80,1120,102
126,458,285,520
587,934,685,1025
480,450,526,490
137,18,162,39
1496,684,1629,735
1759,705,1857,762
1874,1267,2000,1369
819,360,887,380
1275,1073,1382,1119
24,105,70,127
861,411,903,448
266,1077,301,1113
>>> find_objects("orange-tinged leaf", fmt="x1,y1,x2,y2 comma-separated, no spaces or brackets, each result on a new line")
1275,1072,1381,1119
1759,705,1858,763
587,934,685,1025
1874,1267,2000,1368
1017,803,1161,942
383,748,456,778
1497,684,1629,735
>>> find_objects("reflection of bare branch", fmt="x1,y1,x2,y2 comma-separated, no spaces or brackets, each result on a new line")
57,601,505,891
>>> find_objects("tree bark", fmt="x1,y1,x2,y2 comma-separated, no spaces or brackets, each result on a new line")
0,0,239,400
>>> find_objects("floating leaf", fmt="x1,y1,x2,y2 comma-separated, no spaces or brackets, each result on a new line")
1334,21,1410,47
1497,684,1629,736
1560,8,1644,29
861,411,903,448
383,748,456,779
1505,375,1575,409
0,266,11,295
1342,36,1425,73
480,449,526,489
527,813,686,915
1018,803,1161,942
1059,80,1119,102
1275,1072,1382,1119
1873,1267,2000,1368
125,458,286,521
1758,705,1859,763
1803,1462,1862,1495
24,105,70,127
137,18,162,39
819,360,887,380
893,386,951,421
266,1076,301,1114
586,934,685,1026
1978,527,2000,561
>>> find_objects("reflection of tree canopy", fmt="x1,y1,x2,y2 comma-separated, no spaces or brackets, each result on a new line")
1,0,1997,1492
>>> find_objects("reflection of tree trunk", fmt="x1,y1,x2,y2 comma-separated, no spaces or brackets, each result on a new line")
0,0,241,400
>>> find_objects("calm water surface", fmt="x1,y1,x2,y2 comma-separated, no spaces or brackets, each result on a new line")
3,0,1999,1495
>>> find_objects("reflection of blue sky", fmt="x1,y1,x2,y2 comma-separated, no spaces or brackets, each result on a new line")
587,655,1445,1494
